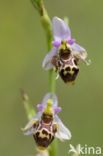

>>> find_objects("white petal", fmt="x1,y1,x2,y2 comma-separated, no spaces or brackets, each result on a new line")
42,47,58,70
42,93,58,108
71,43,88,64
22,112,41,135
54,115,71,140
52,17,71,41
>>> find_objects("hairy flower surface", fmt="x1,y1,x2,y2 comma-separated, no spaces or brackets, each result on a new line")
42,17,89,84
23,93,71,150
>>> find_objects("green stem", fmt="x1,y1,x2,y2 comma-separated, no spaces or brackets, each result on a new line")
31,0,57,155
48,139,57,156
49,69,56,93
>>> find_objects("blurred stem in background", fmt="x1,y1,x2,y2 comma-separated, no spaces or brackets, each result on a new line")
21,90,36,121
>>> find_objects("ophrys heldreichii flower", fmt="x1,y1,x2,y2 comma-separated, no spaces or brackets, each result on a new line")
42,17,90,84
22,93,71,150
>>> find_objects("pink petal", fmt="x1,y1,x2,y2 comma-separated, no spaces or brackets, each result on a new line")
52,17,71,41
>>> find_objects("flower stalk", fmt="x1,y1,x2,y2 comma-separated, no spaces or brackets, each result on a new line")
31,0,55,93
39,3,56,94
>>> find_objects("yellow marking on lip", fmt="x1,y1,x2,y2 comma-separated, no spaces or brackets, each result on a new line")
37,146,46,151
68,70,74,75
63,69,74,75
67,81,75,85
39,129,49,139
63,70,67,75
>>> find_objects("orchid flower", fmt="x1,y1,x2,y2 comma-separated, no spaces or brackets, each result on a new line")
22,93,71,149
42,17,89,71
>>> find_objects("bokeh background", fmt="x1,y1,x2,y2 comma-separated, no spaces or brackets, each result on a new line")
0,0,103,156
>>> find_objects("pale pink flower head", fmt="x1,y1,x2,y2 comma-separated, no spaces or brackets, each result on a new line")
42,17,89,71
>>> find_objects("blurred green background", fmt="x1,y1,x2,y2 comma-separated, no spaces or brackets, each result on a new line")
0,0,103,156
